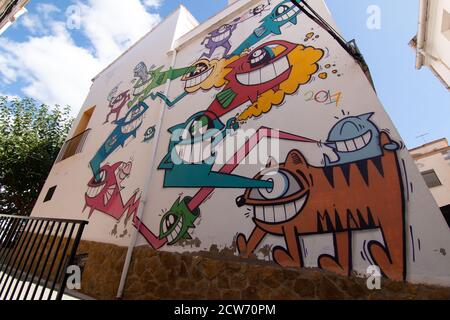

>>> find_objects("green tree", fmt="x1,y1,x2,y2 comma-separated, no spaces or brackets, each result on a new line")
0,96,73,216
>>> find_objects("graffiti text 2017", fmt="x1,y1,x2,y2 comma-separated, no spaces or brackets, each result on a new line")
304,89,343,107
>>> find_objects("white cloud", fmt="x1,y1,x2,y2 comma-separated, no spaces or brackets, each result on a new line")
21,14,47,35
143,0,163,8
0,0,162,116
21,3,60,35
1,23,103,112
76,0,161,63
0,51,20,83
36,3,60,15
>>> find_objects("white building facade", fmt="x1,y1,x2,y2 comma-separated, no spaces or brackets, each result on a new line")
411,139,450,228
31,0,450,287
0,0,29,35
413,0,450,90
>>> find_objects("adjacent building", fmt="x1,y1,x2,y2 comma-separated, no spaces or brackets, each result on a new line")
30,0,450,298
411,138,450,228
0,0,29,35
410,0,450,90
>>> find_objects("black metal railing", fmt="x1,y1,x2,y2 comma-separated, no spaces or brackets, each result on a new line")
0,214,87,300
56,129,91,163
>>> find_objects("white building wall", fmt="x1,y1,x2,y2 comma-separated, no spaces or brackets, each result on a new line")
413,141,450,208
31,6,198,246
421,0,450,88
32,0,450,287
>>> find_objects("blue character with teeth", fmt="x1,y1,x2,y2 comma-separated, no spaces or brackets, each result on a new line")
158,110,273,189
324,113,399,166
231,0,302,56
90,101,149,181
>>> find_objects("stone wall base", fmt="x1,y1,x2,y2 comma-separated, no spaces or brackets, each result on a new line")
75,240,450,300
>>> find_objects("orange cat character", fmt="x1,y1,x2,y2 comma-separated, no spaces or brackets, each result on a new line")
235,132,406,281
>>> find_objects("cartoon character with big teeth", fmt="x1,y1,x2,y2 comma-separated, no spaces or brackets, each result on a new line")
104,90,130,124
155,42,323,120
201,18,241,59
150,57,238,108
84,161,140,221
248,0,272,17
324,113,399,166
158,110,273,189
90,101,149,182
231,0,302,56
207,40,298,117
128,63,195,108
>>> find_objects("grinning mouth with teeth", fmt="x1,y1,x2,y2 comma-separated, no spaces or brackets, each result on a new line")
253,195,308,224
236,56,290,86
161,214,184,244
159,196,199,245
332,131,372,153
236,164,311,225
118,102,148,135
273,3,301,22
183,66,214,89
86,171,112,204
175,125,223,164
172,113,224,164
103,186,116,205
212,30,231,43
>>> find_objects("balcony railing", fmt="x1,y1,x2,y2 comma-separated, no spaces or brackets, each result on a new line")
0,214,88,300
56,129,91,163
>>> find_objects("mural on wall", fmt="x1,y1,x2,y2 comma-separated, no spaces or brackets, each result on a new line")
80,0,450,282
157,111,273,189
201,18,241,59
231,0,302,56
143,125,156,143
128,62,195,108
90,101,149,181
104,90,130,124
229,41,323,121
153,56,239,108
84,161,141,221
323,113,399,166
235,124,405,281
247,0,272,18
200,0,275,59
158,127,318,244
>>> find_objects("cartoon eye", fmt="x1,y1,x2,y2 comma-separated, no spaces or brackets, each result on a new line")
249,170,304,201
258,171,290,199
218,25,228,33
118,163,132,180
189,115,213,138
195,63,208,75
249,47,273,67
276,5,289,16
91,170,106,185
252,49,264,58
162,214,178,233
185,62,208,78
125,106,143,123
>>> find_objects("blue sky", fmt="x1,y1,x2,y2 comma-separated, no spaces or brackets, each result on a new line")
0,0,448,148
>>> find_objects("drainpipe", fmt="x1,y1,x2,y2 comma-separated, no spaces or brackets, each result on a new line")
417,48,450,71
416,0,428,70
116,48,178,299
